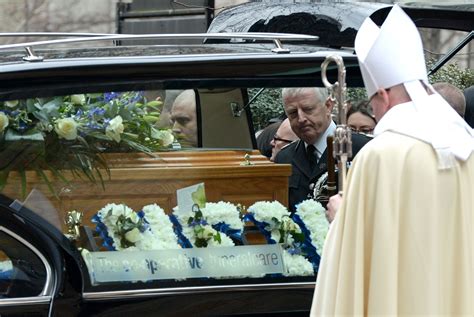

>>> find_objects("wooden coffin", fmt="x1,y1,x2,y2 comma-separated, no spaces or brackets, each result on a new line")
2,150,291,231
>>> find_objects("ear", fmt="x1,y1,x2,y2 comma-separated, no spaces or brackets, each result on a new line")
376,88,391,111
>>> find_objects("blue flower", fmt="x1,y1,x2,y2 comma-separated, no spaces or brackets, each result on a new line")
18,121,28,132
189,218,208,227
75,109,84,119
104,92,120,102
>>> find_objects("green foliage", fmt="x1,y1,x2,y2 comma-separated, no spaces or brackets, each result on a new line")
427,60,474,89
247,61,472,130
347,88,368,105
111,212,146,249
187,204,221,248
248,87,369,129
248,88,284,131
191,184,206,209
0,92,175,198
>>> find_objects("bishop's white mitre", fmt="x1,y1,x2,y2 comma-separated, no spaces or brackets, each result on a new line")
354,5,474,169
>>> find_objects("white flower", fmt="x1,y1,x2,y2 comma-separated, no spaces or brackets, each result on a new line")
151,128,175,146
207,232,235,247
106,115,124,142
98,203,135,226
0,112,9,132
247,201,293,242
141,204,181,250
196,226,216,239
0,259,13,272
281,216,299,232
174,209,235,248
295,199,329,255
125,228,142,243
201,201,244,231
247,201,290,226
71,94,86,105
97,203,136,250
4,100,18,108
282,250,314,277
96,202,181,251
55,117,78,140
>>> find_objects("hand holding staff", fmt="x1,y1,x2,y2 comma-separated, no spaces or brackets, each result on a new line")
321,54,352,194
326,135,337,196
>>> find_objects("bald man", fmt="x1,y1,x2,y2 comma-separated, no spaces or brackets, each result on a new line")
170,89,198,147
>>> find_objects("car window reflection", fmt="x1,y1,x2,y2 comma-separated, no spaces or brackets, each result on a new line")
0,231,47,298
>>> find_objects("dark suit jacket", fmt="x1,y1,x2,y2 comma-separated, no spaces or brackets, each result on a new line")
275,133,372,212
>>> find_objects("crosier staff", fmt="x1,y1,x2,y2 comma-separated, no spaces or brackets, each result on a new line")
321,55,352,194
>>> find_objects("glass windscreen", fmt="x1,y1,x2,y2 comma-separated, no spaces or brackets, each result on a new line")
0,85,342,289
0,231,47,298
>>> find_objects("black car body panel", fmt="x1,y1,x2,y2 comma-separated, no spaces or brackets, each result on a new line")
0,45,360,101
207,1,474,47
0,2,471,315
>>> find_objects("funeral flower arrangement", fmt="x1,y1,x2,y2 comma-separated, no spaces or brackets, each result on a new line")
246,201,314,276
172,203,242,248
169,185,243,248
92,202,180,251
293,199,329,256
0,92,174,197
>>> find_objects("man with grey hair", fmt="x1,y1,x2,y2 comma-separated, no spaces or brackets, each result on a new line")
433,82,466,117
275,87,370,212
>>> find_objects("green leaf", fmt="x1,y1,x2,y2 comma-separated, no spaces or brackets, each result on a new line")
213,232,222,244
34,166,59,200
195,239,206,248
0,169,10,192
292,232,306,243
145,100,163,108
26,98,36,112
40,97,62,117
93,166,107,191
121,138,155,156
187,216,194,225
191,184,206,209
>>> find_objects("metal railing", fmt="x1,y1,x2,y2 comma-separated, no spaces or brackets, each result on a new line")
0,32,320,62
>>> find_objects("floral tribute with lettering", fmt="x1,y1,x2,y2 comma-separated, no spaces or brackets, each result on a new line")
293,199,329,256
201,201,244,242
171,185,243,248
173,204,236,248
246,201,314,276
92,202,180,251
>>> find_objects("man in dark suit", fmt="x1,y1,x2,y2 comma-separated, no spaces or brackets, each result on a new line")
275,87,371,212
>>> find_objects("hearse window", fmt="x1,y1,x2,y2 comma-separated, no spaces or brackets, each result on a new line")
0,230,47,298
1,85,325,291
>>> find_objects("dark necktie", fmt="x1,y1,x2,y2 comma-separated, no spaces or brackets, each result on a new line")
307,144,318,171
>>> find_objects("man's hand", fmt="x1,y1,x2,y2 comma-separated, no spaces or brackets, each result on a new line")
326,193,343,223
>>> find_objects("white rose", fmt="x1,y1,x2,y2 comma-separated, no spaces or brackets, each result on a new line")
55,118,78,140
196,226,215,240
125,228,142,243
5,100,18,108
71,94,85,105
106,115,124,142
128,212,139,223
0,112,9,132
151,128,175,146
